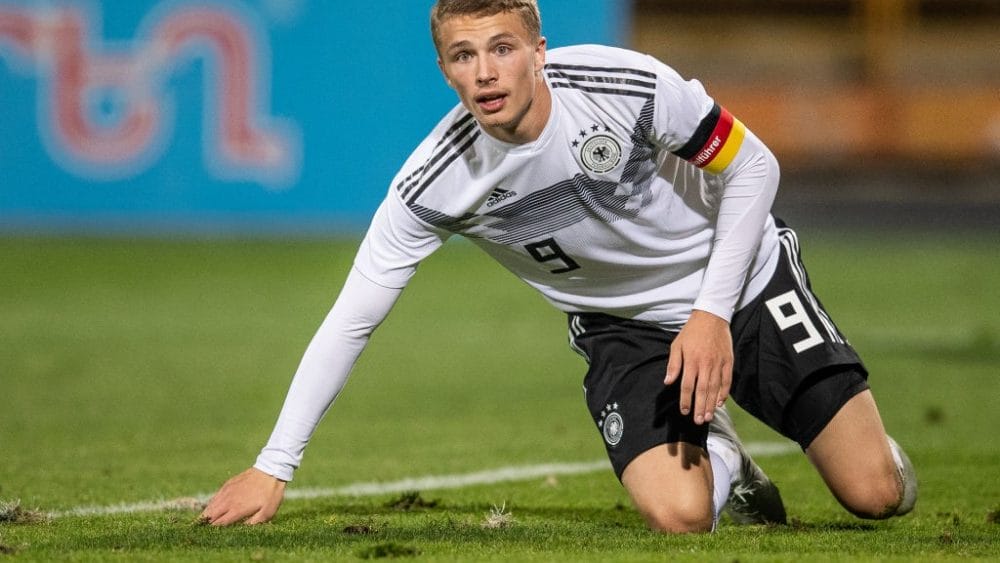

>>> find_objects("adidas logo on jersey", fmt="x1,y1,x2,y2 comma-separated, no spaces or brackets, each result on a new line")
486,188,517,207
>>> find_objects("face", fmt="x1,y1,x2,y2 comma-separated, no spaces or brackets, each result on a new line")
436,11,549,144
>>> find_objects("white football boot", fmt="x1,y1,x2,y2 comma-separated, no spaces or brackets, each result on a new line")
887,435,918,516
710,406,788,525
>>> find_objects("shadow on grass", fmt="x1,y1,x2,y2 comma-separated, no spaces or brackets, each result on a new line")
786,518,879,532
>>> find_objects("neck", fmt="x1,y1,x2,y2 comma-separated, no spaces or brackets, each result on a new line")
487,80,552,145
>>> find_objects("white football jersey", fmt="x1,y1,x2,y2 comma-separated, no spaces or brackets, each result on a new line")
355,44,779,328
254,44,783,481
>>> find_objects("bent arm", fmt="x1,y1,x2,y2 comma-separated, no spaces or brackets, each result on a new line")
693,129,779,322
651,59,779,320
651,59,780,422
664,131,778,422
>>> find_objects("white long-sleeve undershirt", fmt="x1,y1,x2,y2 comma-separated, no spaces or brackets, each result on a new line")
253,268,401,482
250,46,783,481
251,146,777,482
692,129,780,322
251,133,778,483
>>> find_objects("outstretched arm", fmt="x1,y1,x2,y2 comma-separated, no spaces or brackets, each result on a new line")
199,191,447,526
200,267,404,525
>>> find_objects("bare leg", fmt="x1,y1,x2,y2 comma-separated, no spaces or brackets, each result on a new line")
620,442,715,533
805,390,905,518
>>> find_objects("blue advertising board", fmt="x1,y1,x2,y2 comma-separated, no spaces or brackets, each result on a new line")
0,0,627,235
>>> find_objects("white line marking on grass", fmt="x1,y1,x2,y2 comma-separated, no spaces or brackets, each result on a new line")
50,441,798,519
53,497,208,519
286,460,611,501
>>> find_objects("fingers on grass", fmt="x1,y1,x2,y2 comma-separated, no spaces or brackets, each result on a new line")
247,510,271,525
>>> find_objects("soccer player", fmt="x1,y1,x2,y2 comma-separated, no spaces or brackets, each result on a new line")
200,0,917,532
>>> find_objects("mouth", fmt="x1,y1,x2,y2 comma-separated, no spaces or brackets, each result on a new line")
475,91,507,113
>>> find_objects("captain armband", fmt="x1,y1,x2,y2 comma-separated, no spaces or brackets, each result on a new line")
672,104,747,175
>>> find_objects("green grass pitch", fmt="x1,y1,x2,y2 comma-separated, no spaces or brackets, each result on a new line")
1,230,998,561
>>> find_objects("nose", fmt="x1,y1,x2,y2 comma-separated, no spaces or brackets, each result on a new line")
476,57,497,85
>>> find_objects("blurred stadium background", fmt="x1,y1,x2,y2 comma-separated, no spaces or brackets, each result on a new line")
1,4,998,556
1,0,996,235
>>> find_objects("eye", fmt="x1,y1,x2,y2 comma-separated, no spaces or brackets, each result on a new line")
454,51,472,63
495,44,512,56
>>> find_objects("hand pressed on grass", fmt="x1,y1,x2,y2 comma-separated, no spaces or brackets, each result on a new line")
200,467,286,526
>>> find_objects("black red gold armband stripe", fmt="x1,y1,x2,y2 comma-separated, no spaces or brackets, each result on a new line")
672,104,746,174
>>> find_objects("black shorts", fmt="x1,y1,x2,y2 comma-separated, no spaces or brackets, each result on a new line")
568,224,869,479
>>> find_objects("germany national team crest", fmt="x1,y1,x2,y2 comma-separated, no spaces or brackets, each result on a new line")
580,134,622,174
572,123,623,175
599,402,624,446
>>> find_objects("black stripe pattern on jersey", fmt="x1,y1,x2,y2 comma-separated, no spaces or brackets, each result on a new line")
620,97,656,190
406,96,658,246
396,112,479,204
672,103,721,161
545,63,656,99
409,174,640,245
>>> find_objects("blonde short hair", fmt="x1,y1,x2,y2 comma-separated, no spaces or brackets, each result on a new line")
430,0,541,52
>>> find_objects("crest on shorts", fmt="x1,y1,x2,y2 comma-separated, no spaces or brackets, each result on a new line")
572,124,622,175
599,402,624,446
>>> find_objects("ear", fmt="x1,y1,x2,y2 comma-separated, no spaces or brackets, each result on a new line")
534,36,547,73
